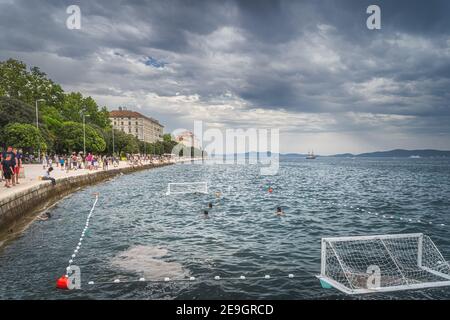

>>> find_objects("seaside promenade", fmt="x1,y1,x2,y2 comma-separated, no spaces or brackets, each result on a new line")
0,162,131,202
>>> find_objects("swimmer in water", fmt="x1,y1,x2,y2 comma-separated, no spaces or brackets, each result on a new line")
208,202,213,209
215,191,221,198
37,211,52,221
203,210,209,218
275,207,284,216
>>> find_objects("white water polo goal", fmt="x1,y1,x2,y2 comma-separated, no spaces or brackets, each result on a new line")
317,233,450,294
166,182,208,195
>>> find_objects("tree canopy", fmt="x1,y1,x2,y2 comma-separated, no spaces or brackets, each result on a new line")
0,58,194,157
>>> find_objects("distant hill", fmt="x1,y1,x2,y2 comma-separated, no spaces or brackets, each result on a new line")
332,149,450,158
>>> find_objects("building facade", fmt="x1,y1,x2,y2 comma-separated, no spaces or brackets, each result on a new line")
174,130,201,149
109,108,164,143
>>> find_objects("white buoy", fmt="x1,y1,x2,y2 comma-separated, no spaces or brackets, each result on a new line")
240,276,246,280
114,279,120,283
88,281,94,285
72,254,76,258
69,259,73,264
265,275,270,279
288,274,294,278
164,277,170,282
189,277,195,281
139,278,145,282
214,276,220,280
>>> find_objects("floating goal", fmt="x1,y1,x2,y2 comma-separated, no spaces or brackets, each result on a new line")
317,233,450,294
166,182,208,195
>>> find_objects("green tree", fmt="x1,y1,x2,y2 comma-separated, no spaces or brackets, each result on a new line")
3,123,47,152
56,121,106,154
0,59,64,107
0,97,36,129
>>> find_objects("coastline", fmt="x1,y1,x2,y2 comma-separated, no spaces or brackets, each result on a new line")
0,161,174,247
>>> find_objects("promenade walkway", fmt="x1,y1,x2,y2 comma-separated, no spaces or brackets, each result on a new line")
1,161,139,202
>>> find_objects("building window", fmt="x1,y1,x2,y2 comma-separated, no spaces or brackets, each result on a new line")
136,128,138,133
128,128,131,133
129,121,131,125
121,122,124,125
136,121,139,125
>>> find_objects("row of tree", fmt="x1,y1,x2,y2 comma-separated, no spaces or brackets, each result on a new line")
0,58,199,157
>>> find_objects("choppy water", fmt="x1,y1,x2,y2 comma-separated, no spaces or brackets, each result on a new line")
0,158,449,299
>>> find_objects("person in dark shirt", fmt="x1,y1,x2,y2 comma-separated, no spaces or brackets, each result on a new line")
1,155,14,188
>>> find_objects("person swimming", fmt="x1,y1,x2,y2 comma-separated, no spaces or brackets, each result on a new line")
208,202,213,209
203,210,209,218
275,207,284,216
215,191,221,198
37,211,52,221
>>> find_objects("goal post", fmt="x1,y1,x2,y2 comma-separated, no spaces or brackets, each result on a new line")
317,233,450,294
166,182,208,195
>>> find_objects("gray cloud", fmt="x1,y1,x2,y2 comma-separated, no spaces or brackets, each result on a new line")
0,0,449,153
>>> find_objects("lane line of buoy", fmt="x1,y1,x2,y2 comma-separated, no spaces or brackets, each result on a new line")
56,193,99,290
86,273,298,287
312,198,446,228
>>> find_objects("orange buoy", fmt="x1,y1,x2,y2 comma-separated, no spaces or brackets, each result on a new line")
56,275,69,290
268,187,273,193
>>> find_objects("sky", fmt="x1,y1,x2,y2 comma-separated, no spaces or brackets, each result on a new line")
0,0,449,155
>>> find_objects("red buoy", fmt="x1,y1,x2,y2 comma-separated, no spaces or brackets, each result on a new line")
268,187,273,193
56,275,69,290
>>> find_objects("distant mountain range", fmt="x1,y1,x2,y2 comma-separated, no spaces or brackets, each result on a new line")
282,149,450,158
214,149,450,158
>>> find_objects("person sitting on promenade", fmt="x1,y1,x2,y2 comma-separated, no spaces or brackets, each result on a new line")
1,154,14,188
42,167,56,186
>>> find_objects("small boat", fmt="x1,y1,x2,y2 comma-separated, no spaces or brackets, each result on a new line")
306,150,317,159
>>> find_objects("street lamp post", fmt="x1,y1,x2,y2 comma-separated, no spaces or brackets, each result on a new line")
35,99,45,163
112,128,115,156
83,114,90,156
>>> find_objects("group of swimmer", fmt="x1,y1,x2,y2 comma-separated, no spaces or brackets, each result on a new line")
201,187,285,218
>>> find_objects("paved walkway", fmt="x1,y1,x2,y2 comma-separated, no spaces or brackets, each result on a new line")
0,161,137,202
0,157,203,202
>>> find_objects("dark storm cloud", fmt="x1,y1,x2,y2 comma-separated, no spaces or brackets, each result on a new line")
0,0,450,150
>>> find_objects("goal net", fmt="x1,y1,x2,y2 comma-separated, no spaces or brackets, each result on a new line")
317,233,450,294
166,182,208,195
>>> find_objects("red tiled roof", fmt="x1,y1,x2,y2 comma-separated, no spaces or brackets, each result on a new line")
109,110,163,126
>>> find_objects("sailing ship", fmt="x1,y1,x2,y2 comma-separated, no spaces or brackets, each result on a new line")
306,150,317,159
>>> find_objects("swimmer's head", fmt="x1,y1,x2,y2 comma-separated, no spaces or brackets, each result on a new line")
203,210,209,215
215,192,221,197
208,203,213,208
277,207,282,212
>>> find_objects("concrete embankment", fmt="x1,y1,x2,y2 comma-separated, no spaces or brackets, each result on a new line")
0,163,172,237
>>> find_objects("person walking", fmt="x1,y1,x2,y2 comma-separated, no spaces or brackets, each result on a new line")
1,154,14,188
13,148,22,185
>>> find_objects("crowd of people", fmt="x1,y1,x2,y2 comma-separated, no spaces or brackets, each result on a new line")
0,146,23,188
1,147,174,189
